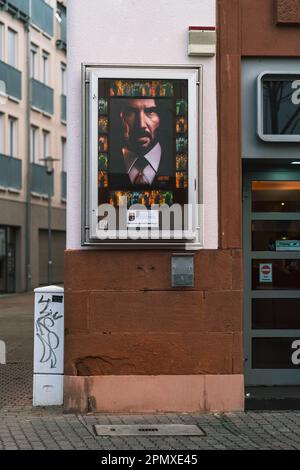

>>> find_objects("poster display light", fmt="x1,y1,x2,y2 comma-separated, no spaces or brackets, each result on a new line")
82,66,202,247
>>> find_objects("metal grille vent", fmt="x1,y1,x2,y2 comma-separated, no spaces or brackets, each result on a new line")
94,424,205,437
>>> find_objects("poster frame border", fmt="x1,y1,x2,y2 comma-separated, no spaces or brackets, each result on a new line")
81,63,203,249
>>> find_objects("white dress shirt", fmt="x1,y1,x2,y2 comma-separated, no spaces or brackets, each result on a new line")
122,143,162,185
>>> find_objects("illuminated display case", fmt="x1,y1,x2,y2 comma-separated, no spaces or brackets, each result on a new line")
82,65,202,246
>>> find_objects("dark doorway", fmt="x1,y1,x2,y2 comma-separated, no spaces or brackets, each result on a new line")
0,226,16,294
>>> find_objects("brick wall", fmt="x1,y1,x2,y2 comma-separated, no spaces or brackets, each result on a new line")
64,249,243,377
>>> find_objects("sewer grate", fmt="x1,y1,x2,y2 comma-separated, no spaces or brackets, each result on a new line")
94,424,205,437
0,363,33,408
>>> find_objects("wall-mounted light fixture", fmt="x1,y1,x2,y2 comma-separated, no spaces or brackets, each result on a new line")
188,26,216,57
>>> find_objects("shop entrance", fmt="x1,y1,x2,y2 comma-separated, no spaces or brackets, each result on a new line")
243,169,300,385
0,226,16,294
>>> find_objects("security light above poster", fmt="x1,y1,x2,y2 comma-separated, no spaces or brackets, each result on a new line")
82,65,202,246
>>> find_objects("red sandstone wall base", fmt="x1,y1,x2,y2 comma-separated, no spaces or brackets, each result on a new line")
64,375,244,413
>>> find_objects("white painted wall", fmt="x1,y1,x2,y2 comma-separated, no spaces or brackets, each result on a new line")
67,0,218,249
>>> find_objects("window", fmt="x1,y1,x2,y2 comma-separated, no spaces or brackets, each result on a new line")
57,3,67,45
61,137,67,172
43,130,50,160
30,44,38,79
30,126,38,163
42,51,50,85
0,23,4,61
8,117,17,157
61,63,67,95
0,113,4,154
7,29,17,68
258,72,300,142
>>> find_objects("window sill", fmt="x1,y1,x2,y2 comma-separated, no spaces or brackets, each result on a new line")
31,106,53,118
8,188,21,194
31,106,42,114
8,95,21,104
31,192,46,199
0,92,20,105
42,31,52,41
30,23,52,40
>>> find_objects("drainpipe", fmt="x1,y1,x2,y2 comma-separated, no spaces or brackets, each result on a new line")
25,4,31,292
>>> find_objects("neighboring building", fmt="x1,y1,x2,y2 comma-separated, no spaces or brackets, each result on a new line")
64,0,300,413
218,0,300,401
0,0,67,292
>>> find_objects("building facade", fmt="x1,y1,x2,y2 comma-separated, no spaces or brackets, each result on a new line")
219,0,300,394
0,0,67,292
64,0,300,413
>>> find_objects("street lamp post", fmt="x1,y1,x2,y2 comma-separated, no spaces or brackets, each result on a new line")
40,157,59,285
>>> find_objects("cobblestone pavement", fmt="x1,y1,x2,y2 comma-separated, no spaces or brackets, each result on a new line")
0,406,300,450
0,293,34,410
1,294,300,450
0,293,34,364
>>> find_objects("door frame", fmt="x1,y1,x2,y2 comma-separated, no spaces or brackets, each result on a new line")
0,225,16,294
243,168,300,385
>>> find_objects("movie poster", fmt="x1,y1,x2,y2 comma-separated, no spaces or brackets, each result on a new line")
97,78,189,228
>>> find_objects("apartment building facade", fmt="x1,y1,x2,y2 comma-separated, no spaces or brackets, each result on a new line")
0,0,67,293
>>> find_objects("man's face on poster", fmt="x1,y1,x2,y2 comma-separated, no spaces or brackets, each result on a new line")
120,99,160,155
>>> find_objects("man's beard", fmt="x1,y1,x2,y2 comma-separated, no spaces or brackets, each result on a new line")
127,132,157,155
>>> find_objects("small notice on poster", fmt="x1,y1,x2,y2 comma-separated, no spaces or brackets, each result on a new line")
259,263,273,283
127,210,159,228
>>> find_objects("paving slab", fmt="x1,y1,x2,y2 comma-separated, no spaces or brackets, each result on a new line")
1,294,300,450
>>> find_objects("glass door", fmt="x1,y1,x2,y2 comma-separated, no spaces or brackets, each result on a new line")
243,171,300,385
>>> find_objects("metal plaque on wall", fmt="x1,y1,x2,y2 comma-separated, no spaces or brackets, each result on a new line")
171,255,194,287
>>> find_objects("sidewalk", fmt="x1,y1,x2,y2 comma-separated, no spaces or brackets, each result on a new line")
1,293,300,450
0,293,33,408
0,406,300,450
